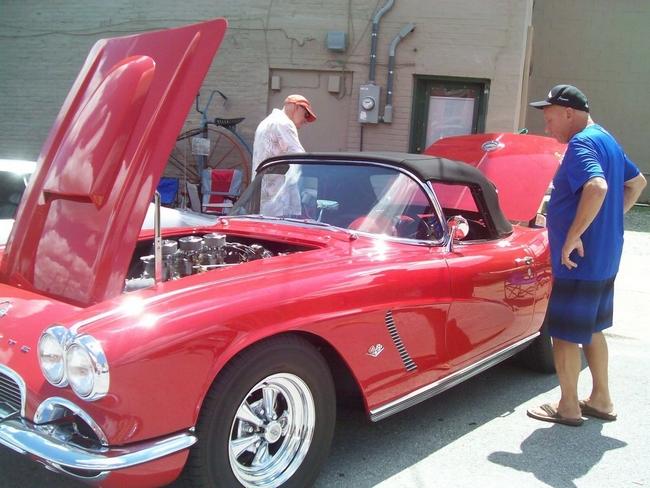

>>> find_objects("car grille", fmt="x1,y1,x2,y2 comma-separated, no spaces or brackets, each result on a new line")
0,368,23,416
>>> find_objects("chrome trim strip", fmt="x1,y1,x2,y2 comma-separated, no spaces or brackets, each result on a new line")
47,463,109,483
369,332,540,422
34,397,109,446
0,364,26,417
0,417,196,471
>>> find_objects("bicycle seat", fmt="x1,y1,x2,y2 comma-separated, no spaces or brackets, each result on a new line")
213,117,245,129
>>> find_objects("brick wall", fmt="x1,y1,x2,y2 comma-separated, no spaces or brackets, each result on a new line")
0,0,532,161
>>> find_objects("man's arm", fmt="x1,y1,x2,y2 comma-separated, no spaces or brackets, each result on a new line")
623,173,647,213
278,122,305,154
561,176,608,269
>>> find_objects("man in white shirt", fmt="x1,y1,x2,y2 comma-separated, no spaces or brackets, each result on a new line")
253,94,317,216
252,94,316,172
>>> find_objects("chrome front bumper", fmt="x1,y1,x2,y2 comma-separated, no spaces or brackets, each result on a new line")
0,415,196,473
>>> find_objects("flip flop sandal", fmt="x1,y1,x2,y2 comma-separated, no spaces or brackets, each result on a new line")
579,400,618,421
527,403,584,427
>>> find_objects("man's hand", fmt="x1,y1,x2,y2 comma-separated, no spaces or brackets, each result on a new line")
561,176,606,270
562,236,584,269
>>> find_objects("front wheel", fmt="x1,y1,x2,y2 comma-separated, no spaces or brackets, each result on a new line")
186,336,336,488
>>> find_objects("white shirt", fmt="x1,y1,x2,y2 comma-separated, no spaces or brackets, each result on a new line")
252,108,305,173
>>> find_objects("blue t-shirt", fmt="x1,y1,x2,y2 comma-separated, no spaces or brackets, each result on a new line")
547,124,640,280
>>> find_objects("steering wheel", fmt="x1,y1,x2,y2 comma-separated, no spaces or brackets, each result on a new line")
395,215,434,240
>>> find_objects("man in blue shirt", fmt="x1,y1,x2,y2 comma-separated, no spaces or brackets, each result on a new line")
527,85,646,426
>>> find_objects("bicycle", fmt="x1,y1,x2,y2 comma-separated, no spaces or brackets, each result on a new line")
167,90,253,210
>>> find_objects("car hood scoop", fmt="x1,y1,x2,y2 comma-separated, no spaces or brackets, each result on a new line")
0,19,227,306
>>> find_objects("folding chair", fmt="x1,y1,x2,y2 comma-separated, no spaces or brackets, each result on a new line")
156,177,179,207
200,168,243,214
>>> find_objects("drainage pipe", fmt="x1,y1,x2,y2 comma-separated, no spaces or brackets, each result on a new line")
369,0,394,82
383,22,415,123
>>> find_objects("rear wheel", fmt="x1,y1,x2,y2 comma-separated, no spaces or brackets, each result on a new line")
186,336,336,488
519,320,555,374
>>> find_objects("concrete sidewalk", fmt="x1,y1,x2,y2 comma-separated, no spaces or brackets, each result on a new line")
613,206,650,342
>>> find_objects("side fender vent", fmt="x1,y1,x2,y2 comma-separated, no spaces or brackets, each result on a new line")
385,310,417,372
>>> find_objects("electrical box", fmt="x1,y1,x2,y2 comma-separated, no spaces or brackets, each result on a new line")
358,84,380,124
326,31,347,52
328,75,341,93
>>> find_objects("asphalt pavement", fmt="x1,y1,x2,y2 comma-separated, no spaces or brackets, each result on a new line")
2,207,649,488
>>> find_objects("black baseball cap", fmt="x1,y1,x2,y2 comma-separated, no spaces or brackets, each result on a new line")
530,84,589,112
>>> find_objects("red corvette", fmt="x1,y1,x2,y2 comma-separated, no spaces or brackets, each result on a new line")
0,19,564,488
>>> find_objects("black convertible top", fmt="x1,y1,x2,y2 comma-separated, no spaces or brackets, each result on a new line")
261,152,513,237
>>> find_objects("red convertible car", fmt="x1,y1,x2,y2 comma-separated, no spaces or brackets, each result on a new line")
0,18,564,488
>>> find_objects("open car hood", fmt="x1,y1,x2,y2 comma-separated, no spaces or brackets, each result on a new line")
0,19,227,306
425,133,564,222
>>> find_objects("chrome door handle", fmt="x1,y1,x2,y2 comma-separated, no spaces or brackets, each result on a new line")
515,256,534,266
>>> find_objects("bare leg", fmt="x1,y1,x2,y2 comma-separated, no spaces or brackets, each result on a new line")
552,337,583,419
582,332,615,413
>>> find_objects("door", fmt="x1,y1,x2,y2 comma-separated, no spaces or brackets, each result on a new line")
409,76,490,153
444,239,537,368
267,69,352,152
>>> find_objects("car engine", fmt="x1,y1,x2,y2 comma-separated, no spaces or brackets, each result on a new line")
124,232,309,292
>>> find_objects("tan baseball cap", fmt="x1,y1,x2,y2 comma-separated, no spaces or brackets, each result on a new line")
284,94,317,122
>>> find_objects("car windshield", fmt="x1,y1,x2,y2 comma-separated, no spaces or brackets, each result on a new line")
231,162,445,241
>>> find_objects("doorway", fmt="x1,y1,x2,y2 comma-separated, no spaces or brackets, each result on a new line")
268,69,353,152
409,76,490,153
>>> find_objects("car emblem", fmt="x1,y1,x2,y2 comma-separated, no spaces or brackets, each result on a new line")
0,300,12,318
481,140,502,152
367,344,384,357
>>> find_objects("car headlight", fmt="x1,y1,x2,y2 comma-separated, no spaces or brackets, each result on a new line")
38,326,72,386
65,335,110,401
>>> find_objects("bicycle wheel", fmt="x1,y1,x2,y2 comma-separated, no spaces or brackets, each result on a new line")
166,126,252,210
167,127,202,183
203,126,252,189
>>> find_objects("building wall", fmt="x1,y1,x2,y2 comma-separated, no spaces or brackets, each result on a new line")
525,0,650,202
0,0,532,164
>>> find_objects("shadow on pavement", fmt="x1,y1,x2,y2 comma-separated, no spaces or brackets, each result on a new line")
314,359,563,487
488,421,627,488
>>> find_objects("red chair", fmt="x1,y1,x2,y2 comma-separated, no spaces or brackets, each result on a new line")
200,168,243,214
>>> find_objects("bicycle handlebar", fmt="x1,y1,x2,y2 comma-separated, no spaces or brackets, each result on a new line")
195,90,228,116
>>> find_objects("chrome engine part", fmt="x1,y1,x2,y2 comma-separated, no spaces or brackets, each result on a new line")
125,233,275,292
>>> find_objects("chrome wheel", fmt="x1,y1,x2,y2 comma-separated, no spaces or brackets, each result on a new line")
228,373,315,488
187,336,335,488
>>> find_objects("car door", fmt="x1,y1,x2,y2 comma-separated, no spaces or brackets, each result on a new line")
444,236,536,368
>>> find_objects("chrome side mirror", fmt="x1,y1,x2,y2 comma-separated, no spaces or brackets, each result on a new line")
447,215,469,240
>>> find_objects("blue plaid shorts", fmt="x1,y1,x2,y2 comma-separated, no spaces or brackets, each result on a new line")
545,276,615,344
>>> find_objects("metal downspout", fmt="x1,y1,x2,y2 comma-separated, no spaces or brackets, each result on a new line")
383,23,415,123
369,0,395,83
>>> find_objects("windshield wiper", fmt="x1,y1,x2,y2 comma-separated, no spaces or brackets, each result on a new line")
279,217,335,228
